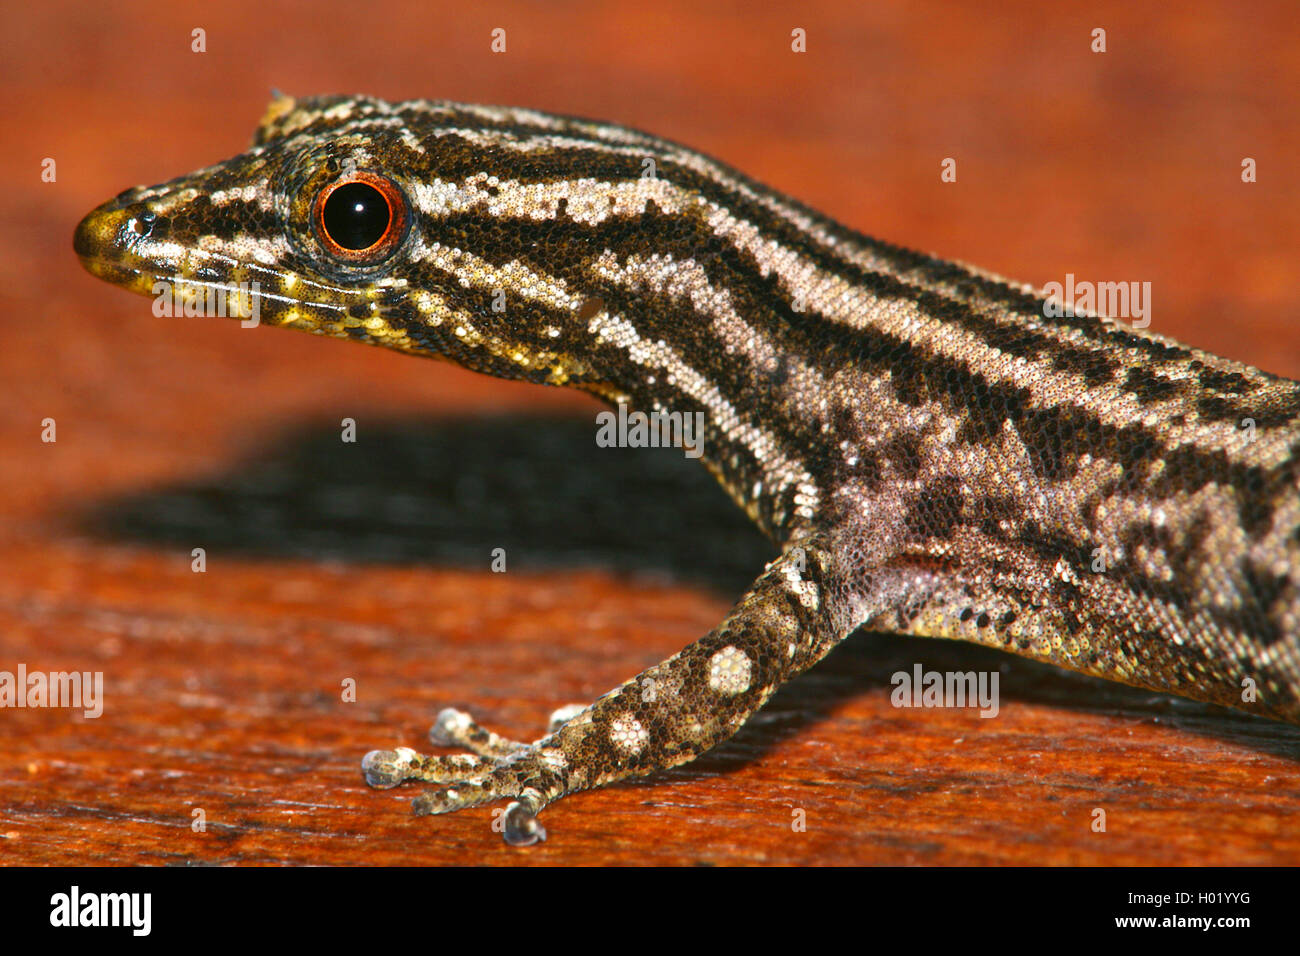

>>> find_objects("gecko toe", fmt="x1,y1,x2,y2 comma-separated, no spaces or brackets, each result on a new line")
428,707,474,747
503,800,547,846
428,707,528,757
412,779,498,815
361,747,418,789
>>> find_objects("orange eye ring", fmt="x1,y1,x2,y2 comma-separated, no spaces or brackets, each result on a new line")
312,171,408,264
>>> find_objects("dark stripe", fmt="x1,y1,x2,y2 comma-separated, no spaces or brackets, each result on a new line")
396,243,834,540
411,202,1300,507
276,107,1211,383
395,133,1197,401
163,195,279,245
385,116,1187,357
394,105,1123,340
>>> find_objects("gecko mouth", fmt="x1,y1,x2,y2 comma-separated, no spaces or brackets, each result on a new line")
73,196,308,326
73,195,230,304
75,191,412,344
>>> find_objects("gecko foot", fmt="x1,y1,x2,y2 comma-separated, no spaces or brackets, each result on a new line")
362,706,581,846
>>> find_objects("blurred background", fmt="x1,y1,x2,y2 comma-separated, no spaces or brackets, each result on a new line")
2,1,1298,864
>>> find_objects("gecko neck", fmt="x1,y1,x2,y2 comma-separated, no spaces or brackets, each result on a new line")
574,259,897,546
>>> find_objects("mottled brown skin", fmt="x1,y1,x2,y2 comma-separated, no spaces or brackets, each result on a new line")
74,94,1300,844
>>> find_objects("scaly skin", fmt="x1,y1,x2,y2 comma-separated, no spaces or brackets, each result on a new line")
75,94,1300,844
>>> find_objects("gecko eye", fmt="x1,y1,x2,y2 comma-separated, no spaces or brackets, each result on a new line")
313,172,408,264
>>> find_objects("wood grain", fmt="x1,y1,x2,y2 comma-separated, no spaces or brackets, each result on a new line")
2,0,1299,865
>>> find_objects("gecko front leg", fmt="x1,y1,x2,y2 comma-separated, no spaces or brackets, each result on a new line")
362,535,869,845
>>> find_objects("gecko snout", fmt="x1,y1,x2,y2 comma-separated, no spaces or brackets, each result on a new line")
73,196,172,293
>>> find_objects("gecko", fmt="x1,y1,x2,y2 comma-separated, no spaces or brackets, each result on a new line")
74,94,1300,845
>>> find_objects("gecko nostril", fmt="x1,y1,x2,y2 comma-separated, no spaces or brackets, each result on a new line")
130,209,157,237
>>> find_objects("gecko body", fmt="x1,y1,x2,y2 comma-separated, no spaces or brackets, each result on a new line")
75,95,1300,844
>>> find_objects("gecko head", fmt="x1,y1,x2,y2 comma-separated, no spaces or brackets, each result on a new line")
74,93,638,397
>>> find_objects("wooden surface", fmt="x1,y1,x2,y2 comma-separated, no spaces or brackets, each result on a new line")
3,0,1300,865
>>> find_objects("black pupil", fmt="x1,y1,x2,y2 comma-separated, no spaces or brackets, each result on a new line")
322,182,391,250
